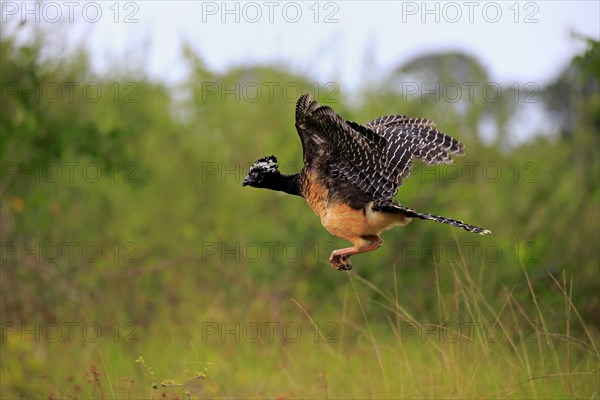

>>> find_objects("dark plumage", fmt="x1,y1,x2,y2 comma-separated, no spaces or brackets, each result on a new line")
243,94,491,271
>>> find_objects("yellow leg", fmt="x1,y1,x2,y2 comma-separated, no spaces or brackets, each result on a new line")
329,235,383,271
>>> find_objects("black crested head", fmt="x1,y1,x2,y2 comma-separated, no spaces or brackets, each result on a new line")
242,155,302,197
242,155,279,188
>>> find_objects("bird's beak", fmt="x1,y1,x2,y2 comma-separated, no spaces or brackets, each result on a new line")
242,176,251,186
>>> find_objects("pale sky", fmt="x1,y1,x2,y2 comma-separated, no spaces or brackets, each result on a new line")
3,1,600,91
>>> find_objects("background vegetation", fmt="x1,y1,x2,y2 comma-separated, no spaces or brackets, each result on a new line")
1,23,599,399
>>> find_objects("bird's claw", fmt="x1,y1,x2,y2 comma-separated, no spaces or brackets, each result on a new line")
330,254,353,271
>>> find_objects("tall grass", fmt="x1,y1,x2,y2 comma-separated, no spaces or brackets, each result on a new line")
3,246,598,399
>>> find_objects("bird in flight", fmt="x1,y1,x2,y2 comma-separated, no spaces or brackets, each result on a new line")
243,94,490,271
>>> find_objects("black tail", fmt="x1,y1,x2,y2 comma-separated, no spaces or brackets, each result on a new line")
373,201,491,235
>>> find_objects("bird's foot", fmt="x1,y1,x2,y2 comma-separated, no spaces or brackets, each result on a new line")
330,254,353,271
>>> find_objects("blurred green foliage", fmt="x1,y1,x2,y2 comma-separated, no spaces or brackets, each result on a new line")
1,26,598,398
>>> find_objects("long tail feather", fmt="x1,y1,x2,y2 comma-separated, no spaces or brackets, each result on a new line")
374,201,491,235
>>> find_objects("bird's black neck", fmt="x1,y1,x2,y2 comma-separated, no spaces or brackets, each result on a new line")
263,172,302,197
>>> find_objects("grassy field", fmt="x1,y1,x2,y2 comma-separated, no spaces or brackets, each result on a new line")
3,257,598,399
1,29,599,399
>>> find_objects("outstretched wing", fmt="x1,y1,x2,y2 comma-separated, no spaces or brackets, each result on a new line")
295,95,464,200
295,94,397,198
295,94,386,158
365,115,464,196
